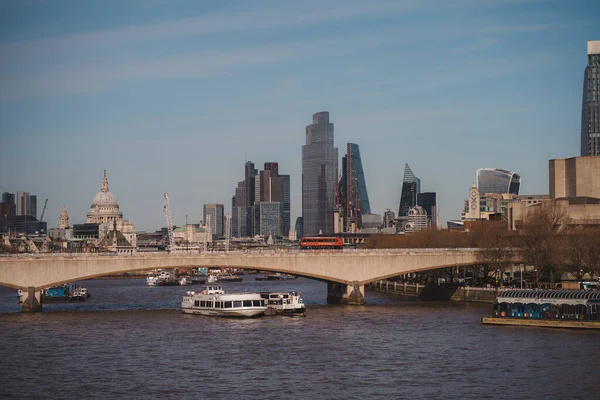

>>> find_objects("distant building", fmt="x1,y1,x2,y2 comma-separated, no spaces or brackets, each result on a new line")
281,174,291,239
86,170,137,248
337,143,371,231
295,217,303,239
417,192,438,229
476,168,521,195
302,111,338,236
203,204,224,237
581,41,600,156
549,156,600,199
1,192,16,217
361,213,382,233
405,206,428,232
256,201,281,237
59,205,70,229
398,163,420,217
383,210,395,228
17,192,37,218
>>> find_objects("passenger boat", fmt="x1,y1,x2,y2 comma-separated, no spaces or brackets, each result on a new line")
181,285,267,317
482,289,600,330
260,292,306,317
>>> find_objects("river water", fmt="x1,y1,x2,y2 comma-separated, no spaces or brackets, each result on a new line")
0,276,598,399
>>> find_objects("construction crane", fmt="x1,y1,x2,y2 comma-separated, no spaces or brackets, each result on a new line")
162,193,176,252
40,198,48,222
224,213,231,252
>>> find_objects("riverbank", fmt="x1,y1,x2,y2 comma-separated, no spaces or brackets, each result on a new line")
369,280,499,303
481,317,600,330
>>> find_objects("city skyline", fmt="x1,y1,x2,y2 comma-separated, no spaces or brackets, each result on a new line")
1,1,599,231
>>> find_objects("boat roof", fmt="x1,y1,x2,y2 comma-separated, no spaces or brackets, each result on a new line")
499,290,600,300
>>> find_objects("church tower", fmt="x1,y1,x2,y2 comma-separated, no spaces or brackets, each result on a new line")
59,205,70,229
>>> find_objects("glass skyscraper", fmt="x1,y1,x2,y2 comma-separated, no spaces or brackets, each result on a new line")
581,41,600,156
302,112,338,236
476,168,521,194
338,143,371,230
398,163,420,217
417,192,437,229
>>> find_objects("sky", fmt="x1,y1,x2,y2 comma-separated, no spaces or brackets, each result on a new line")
0,0,598,232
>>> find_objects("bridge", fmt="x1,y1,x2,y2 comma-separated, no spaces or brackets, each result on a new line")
0,248,492,312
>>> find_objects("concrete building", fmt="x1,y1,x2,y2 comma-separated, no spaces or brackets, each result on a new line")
405,206,429,232
549,156,600,199
581,41,600,156
508,197,600,231
203,204,224,237
302,111,338,236
172,224,212,248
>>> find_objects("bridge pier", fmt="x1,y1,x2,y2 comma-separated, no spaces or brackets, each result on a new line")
21,286,42,313
327,282,364,305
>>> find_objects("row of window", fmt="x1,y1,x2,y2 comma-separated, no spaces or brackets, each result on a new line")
193,300,264,308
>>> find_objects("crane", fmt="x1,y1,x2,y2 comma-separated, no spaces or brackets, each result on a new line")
40,198,48,222
162,193,176,252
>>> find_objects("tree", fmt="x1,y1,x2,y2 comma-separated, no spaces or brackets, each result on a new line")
518,201,569,284
475,221,515,285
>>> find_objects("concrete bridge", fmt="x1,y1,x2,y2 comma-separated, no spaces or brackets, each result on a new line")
0,248,490,311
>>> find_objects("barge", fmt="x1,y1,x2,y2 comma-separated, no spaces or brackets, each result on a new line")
482,289,600,330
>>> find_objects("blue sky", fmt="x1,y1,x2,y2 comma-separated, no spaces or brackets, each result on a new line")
1,0,598,232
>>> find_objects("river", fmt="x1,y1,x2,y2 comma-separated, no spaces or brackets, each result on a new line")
0,276,598,399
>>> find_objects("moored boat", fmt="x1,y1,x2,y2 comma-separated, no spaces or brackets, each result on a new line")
147,271,179,286
482,289,600,330
260,291,306,317
207,274,243,283
179,276,206,285
181,285,267,317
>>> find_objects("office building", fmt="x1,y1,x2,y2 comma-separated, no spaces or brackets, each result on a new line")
281,174,291,238
405,206,429,232
203,204,224,237
256,201,281,237
337,143,371,231
581,41,600,156
1,192,16,217
295,217,303,240
398,163,420,217
417,192,438,229
16,192,37,218
476,168,521,195
302,111,338,236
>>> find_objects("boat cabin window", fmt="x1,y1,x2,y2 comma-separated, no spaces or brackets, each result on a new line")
194,301,199,307
252,300,262,307
233,301,243,308
224,301,233,308
243,300,252,307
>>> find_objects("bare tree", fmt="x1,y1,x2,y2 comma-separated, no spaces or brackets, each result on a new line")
519,202,569,284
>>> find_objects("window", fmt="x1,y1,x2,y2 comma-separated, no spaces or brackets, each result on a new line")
225,301,233,308
243,300,252,307
233,301,243,308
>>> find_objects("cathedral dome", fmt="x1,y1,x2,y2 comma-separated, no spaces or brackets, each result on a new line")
90,170,120,209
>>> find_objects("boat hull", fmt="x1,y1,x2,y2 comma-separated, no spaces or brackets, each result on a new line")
481,317,600,330
264,305,306,317
181,307,266,318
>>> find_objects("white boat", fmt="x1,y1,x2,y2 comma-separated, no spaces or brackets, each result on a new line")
260,292,306,317
181,285,267,317
147,271,178,286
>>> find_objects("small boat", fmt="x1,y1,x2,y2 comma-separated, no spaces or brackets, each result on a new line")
37,284,90,303
179,276,206,285
181,285,267,317
260,292,306,317
147,271,179,286
255,273,297,281
207,274,243,283
70,287,91,301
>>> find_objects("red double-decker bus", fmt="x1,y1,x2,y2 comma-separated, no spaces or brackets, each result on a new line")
298,237,344,250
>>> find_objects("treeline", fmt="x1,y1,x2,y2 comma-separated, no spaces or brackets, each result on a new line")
363,202,600,283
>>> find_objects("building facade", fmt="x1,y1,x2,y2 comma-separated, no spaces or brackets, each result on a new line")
549,156,600,199
398,163,420,217
203,204,224,237
16,192,37,218
337,143,371,232
581,41,600,156
302,111,338,236
417,192,438,229
476,168,521,195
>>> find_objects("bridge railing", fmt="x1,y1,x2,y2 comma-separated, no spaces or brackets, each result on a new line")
0,247,482,258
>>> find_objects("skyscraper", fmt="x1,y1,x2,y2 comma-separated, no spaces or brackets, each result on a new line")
476,168,521,194
417,192,438,229
281,174,291,238
398,163,420,217
581,41,600,156
16,192,37,218
203,204,224,237
337,143,371,231
302,111,338,236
